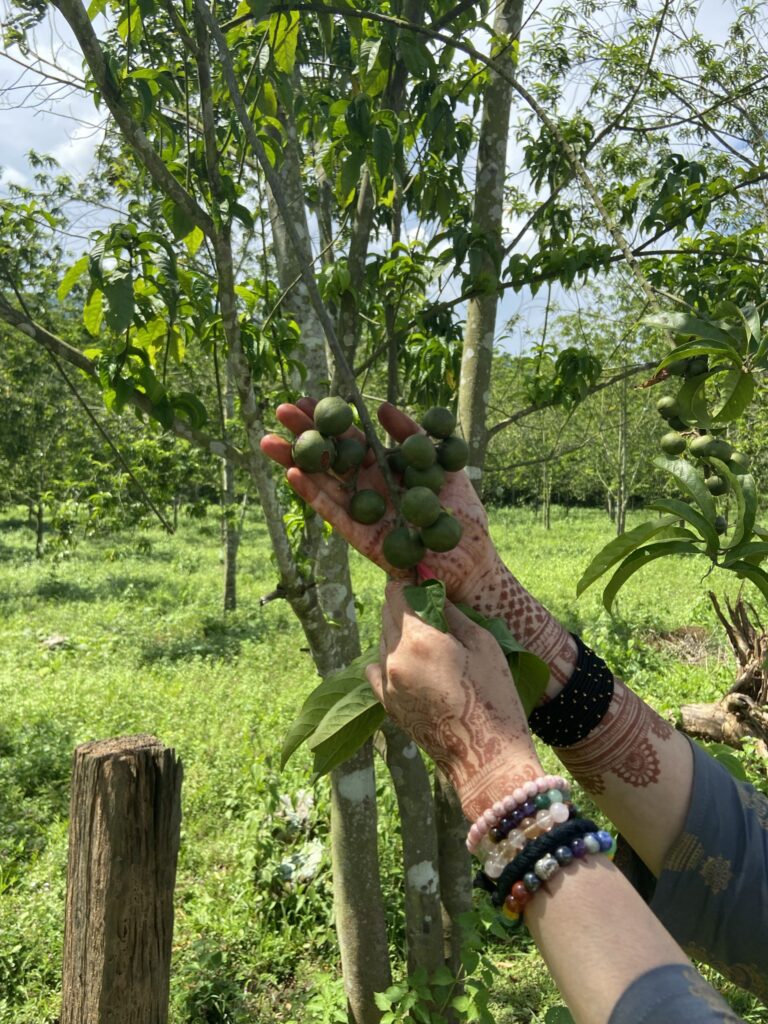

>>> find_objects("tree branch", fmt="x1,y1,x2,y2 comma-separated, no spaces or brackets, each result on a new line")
0,295,249,469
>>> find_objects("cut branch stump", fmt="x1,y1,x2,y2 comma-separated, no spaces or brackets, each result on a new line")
61,734,183,1024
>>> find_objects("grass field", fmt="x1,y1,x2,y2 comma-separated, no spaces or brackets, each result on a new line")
0,505,766,1023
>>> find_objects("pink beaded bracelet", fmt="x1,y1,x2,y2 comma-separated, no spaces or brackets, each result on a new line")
466,775,570,854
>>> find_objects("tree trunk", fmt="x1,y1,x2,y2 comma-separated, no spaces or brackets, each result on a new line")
433,771,472,976
680,694,768,751
61,735,182,1024
616,369,629,535
35,500,44,558
378,721,444,976
222,353,239,612
457,0,524,488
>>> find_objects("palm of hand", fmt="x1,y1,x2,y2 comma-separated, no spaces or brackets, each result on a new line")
261,400,495,601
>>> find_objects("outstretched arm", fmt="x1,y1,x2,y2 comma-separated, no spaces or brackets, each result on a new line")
369,583,732,1024
261,399,692,875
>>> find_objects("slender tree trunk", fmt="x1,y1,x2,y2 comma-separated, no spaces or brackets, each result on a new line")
265,120,391,1023
433,771,472,976
616,371,628,535
378,721,444,976
222,354,239,612
35,500,44,558
458,0,524,488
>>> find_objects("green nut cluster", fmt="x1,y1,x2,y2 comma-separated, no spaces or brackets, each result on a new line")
292,400,467,569
655,377,750,509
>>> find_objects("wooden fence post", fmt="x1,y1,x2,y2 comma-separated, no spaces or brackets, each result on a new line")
61,734,183,1024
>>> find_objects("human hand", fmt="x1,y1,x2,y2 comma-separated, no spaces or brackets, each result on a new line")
260,399,498,603
365,580,543,820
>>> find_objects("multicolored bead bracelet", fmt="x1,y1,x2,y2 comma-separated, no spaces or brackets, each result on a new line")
501,829,615,922
466,775,571,854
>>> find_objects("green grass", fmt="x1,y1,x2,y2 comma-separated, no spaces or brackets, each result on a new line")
0,505,765,1022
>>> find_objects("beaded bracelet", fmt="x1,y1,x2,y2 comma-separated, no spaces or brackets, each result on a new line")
489,817,600,907
466,774,570,853
501,830,615,922
528,635,614,747
481,800,579,880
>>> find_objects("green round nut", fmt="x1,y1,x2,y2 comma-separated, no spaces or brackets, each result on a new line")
714,515,728,535
314,396,354,436
689,435,732,461
401,486,442,528
436,435,469,472
401,433,437,470
421,406,457,439
383,526,426,569
387,448,409,475
333,437,366,474
685,356,708,378
403,463,446,494
666,357,690,377
705,475,729,497
728,451,750,474
660,431,686,456
349,489,386,524
656,395,680,420
420,512,463,553
293,430,336,472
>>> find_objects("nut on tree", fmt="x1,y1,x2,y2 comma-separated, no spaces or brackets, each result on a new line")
333,437,366,474
420,512,463,552
436,436,469,472
421,406,456,439
403,463,446,494
401,433,437,470
349,489,386,524
383,527,426,569
293,430,336,472
401,486,441,528
314,396,354,436
660,431,686,456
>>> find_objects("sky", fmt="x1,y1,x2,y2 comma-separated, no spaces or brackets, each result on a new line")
0,0,743,352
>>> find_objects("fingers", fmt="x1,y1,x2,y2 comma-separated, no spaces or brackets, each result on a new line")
378,402,422,442
365,660,384,703
260,434,293,468
443,600,493,648
276,402,315,436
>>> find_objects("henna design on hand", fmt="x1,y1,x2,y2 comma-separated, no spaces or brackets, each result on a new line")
555,680,675,794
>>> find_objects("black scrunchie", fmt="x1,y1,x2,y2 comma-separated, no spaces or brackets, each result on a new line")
528,635,614,747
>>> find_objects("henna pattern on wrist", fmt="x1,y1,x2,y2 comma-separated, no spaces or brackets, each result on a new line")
464,559,578,689
555,680,675,794
383,647,541,820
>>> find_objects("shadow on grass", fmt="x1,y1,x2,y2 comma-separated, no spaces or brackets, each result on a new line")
140,615,269,664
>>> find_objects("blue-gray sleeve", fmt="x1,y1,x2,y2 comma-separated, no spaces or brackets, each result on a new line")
618,738,768,1000
608,965,742,1023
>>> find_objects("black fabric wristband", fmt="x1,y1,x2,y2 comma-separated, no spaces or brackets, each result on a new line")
489,817,599,906
528,634,614,747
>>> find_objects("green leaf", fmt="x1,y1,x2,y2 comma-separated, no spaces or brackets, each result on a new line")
102,273,135,334
171,392,208,429
430,965,455,987
57,254,89,301
602,540,702,613
371,123,394,179
653,456,716,522
576,516,679,596
657,339,742,369
83,288,104,336
544,1008,576,1024
645,498,719,556
642,311,742,347
720,542,768,568
269,11,300,74
509,651,550,717
708,459,756,550
309,687,386,777
721,561,768,607
280,648,377,767
674,371,715,427
405,579,448,632
456,606,527,656
162,199,195,241
711,369,755,423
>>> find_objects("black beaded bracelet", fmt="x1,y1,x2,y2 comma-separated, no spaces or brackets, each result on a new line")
490,817,599,906
528,634,614,747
